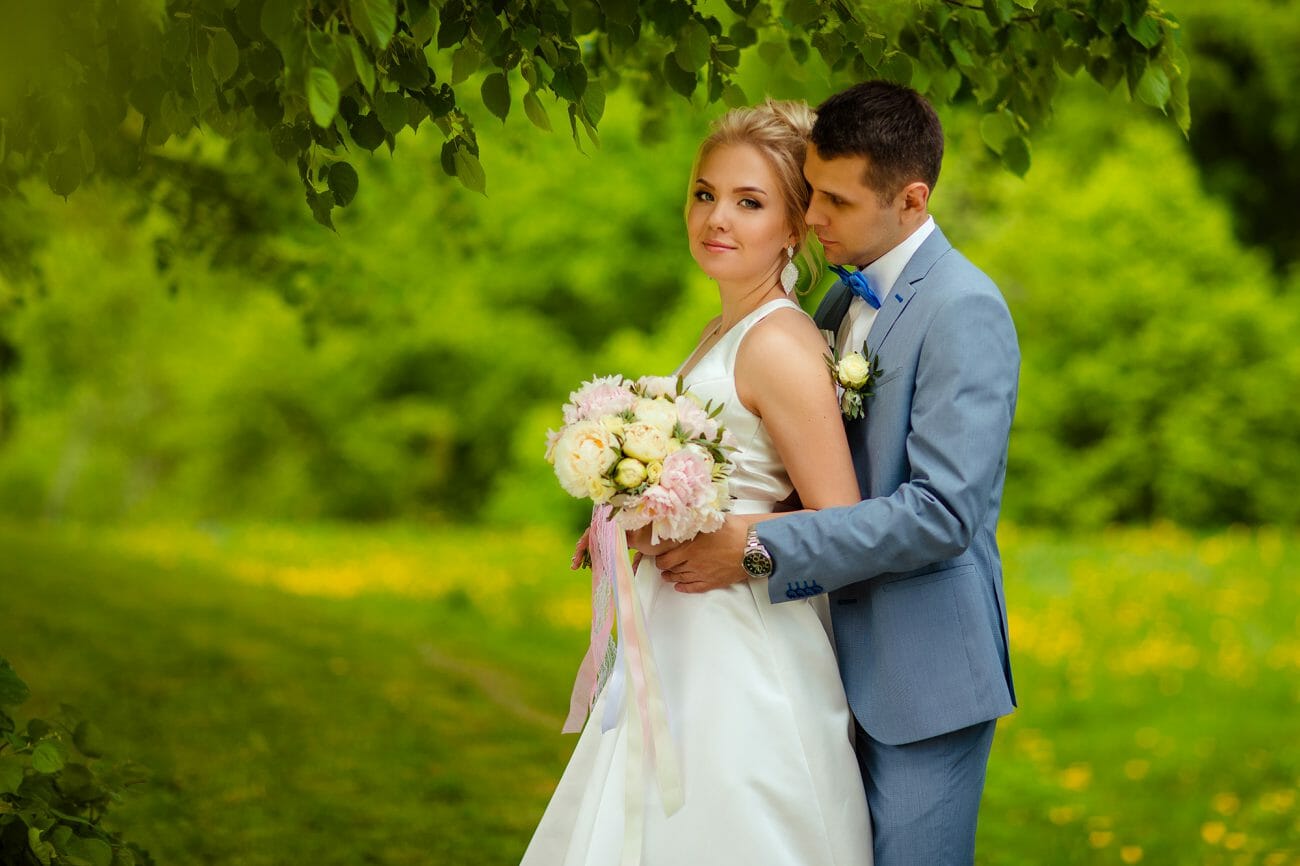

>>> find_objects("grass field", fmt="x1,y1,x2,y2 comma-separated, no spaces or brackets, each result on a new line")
2,521,1297,865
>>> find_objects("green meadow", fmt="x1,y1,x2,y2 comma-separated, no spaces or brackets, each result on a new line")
3,521,1296,865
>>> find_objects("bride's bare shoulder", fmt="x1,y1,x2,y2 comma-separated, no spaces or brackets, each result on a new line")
738,305,826,361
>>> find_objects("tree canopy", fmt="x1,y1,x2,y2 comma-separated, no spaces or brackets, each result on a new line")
1,0,1190,227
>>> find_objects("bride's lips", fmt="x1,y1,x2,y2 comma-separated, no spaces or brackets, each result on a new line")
700,239,737,253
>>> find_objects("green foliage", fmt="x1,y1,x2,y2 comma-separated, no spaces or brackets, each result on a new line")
947,88,1300,526
0,0,1189,224
1174,0,1300,270
0,659,153,866
0,76,1295,529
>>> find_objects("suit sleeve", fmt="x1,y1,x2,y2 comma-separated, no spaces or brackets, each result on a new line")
758,287,1020,600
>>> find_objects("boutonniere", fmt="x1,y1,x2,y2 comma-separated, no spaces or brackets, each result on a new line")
825,342,881,420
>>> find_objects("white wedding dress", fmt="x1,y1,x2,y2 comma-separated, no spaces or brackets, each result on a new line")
522,298,873,866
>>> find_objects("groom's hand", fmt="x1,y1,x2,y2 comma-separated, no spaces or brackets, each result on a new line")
655,515,753,593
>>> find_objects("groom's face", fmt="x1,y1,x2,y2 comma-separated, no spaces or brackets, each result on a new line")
804,144,908,269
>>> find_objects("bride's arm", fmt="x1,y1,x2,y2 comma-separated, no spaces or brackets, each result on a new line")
734,308,860,511
654,309,859,591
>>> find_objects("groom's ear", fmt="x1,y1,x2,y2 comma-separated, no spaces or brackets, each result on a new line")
899,180,931,217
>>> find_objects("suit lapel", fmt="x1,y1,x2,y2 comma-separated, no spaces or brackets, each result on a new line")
812,282,853,333
866,225,953,358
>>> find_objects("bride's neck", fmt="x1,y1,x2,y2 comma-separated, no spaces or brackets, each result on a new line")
715,278,783,331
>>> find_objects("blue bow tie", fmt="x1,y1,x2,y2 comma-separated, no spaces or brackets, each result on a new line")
828,265,881,310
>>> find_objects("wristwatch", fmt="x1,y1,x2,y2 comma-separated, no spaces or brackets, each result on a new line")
741,526,774,577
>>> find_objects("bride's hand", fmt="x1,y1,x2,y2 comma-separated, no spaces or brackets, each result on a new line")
571,527,592,570
626,526,681,556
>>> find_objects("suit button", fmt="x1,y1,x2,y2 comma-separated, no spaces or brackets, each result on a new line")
786,588,798,600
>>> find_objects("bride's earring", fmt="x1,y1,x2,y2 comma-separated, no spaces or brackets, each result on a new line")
780,245,798,294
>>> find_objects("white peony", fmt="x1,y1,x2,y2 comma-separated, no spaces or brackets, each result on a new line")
551,419,619,498
621,421,671,463
634,397,679,437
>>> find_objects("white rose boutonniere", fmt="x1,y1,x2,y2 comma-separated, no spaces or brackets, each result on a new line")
825,343,881,421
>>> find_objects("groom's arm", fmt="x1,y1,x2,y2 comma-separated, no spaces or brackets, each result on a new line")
759,286,1019,600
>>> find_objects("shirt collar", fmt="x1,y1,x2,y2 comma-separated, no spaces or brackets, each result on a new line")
862,216,936,302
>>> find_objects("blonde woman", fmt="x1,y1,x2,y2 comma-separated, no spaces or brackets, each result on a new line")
521,100,873,866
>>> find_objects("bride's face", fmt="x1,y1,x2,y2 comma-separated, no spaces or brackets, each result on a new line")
686,143,795,289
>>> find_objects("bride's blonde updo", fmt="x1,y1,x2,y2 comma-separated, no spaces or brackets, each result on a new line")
686,98,817,270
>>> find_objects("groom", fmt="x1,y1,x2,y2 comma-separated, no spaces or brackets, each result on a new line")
656,81,1020,866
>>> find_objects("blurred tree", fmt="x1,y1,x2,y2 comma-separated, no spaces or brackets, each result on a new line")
1172,0,1300,272
1,0,1190,228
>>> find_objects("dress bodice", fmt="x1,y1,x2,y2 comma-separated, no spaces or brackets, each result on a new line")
678,298,803,510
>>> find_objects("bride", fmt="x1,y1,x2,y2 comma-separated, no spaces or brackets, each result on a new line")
522,100,873,866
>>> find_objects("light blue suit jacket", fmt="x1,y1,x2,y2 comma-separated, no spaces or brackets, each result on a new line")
757,225,1019,746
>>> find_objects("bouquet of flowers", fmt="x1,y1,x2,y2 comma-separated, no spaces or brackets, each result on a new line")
546,374,735,543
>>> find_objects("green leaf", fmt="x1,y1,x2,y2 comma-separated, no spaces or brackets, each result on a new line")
345,36,375,94
784,0,820,28
679,19,711,71
451,45,480,85
452,147,486,194
0,660,29,707
46,148,84,199
1135,64,1170,109
327,161,359,206
348,112,385,150
1010,0,1036,7
350,0,397,51
1001,135,1031,177
31,741,65,774
0,755,23,794
481,72,510,122
55,762,101,801
662,54,697,98
72,720,104,759
722,82,747,108
598,0,638,26
979,110,1018,155
1126,13,1162,49
64,836,113,866
523,90,552,131
260,0,297,51
307,67,340,128
29,827,55,866
374,90,407,134
581,80,605,125
307,188,336,230
207,28,240,84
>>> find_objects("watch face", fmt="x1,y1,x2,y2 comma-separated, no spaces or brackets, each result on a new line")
742,549,773,576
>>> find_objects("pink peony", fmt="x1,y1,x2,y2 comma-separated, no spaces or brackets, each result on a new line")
562,375,638,424
673,395,720,441
635,375,680,399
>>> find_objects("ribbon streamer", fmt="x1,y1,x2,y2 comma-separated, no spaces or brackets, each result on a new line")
562,507,684,865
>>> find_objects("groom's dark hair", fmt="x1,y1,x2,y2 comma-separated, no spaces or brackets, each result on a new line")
811,80,944,199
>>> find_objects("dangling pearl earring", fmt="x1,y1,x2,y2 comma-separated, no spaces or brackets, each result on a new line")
780,245,798,294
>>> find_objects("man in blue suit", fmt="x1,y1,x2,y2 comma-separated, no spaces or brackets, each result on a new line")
656,81,1020,865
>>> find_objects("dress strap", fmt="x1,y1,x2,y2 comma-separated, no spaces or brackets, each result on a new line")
717,297,805,362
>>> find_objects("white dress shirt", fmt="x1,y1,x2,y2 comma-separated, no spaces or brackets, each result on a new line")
835,216,936,357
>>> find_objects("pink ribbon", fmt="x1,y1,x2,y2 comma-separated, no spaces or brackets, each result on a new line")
562,507,684,863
